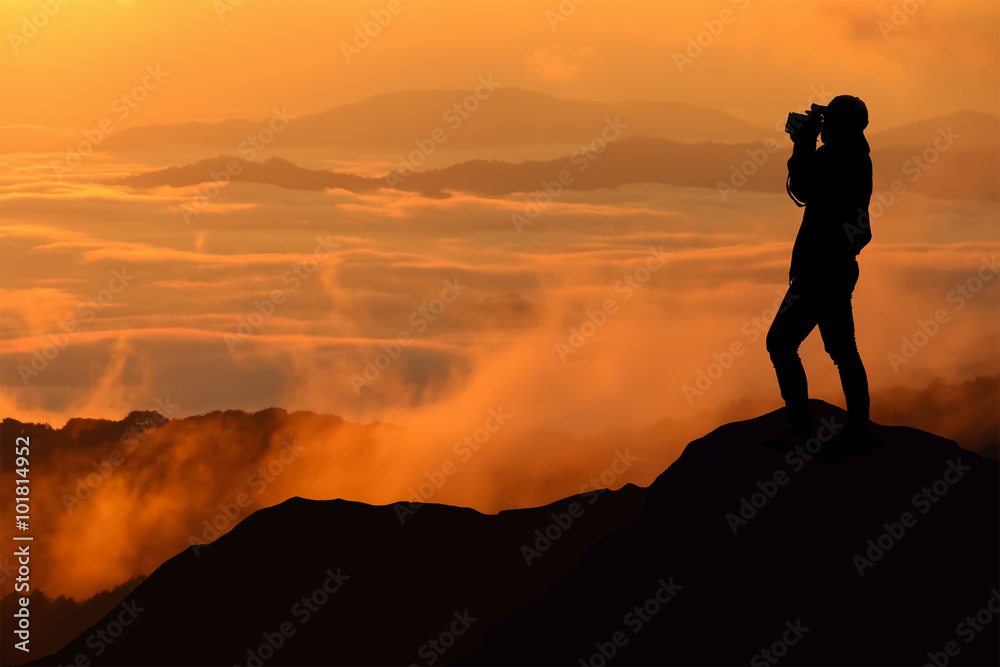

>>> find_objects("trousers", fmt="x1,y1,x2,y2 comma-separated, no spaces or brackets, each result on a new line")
765,261,870,432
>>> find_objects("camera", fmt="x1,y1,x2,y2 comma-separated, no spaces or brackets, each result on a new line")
785,103,826,141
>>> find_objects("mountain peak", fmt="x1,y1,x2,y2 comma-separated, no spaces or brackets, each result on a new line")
32,402,998,666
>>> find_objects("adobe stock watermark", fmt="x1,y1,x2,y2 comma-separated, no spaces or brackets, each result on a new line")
545,0,586,30
188,439,306,554
556,246,669,362
395,407,511,524
411,610,478,666
750,620,810,666
66,599,144,664
7,0,71,54
180,107,296,224
223,236,338,352
349,278,467,394
852,458,971,577
62,397,181,513
725,416,842,535
682,287,798,404
511,116,628,234
521,449,638,567
672,0,752,73
239,567,350,667
843,125,961,247
578,577,683,666
53,65,169,180
385,75,500,187
17,267,135,385
923,588,1000,667
878,0,929,40
578,449,639,498
887,255,997,372
214,0,244,20
340,0,407,63
717,84,833,202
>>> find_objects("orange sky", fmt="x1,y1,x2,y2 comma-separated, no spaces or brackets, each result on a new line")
1,0,997,445
1,0,997,128
0,0,998,600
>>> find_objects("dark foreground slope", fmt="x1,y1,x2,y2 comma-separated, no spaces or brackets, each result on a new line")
464,400,999,666
0,577,145,666
34,400,998,666
31,481,646,665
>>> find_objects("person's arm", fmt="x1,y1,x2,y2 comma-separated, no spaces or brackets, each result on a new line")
786,137,818,204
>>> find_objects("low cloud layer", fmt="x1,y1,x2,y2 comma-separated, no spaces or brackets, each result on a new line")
1,95,997,605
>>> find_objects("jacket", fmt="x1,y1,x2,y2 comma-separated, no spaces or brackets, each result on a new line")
786,134,873,284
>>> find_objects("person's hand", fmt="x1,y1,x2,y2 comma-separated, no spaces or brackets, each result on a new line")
790,111,822,144
793,121,820,144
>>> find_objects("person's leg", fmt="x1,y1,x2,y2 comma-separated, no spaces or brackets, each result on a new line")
766,282,819,433
817,263,870,438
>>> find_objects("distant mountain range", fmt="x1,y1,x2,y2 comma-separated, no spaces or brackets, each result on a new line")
91,86,998,166
30,400,999,665
117,108,999,201
866,109,999,149
100,88,769,152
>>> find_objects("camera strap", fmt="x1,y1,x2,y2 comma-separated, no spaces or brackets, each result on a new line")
786,175,806,207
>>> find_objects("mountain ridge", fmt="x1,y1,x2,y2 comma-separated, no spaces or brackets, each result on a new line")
99,87,769,152
90,86,997,156
28,400,999,666
115,116,1000,201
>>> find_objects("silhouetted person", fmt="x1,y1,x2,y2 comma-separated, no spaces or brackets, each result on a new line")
766,95,872,445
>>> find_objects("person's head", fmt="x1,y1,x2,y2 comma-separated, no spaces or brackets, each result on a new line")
821,95,868,145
